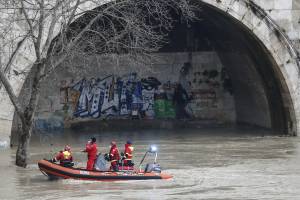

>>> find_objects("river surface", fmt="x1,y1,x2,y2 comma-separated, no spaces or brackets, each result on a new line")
1,127,300,200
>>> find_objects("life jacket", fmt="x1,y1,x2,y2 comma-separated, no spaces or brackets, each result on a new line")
109,146,120,163
124,144,134,160
55,150,73,166
63,150,72,160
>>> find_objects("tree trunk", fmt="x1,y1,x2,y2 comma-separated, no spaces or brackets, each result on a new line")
15,125,31,167
15,61,45,167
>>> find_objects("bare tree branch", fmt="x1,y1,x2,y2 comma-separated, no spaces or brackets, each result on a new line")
0,0,195,168
0,69,24,119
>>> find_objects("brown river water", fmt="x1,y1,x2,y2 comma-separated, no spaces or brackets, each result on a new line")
1,127,300,200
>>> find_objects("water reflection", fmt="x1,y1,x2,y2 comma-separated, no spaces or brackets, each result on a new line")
2,127,300,199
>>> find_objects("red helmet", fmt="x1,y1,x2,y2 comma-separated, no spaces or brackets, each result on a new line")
64,145,71,151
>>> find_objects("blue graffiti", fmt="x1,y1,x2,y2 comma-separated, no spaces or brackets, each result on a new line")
71,73,161,119
35,117,64,132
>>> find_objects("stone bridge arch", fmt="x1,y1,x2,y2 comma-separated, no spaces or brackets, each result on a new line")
200,0,300,136
1,0,299,144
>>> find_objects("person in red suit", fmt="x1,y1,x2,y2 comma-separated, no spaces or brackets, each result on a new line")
123,140,134,166
53,145,73,167
83,137,98,170
109,141,120,171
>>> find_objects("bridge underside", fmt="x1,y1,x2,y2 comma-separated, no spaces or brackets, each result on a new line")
10,2,295,143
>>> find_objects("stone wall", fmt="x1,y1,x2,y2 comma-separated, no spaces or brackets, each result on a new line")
13,52,236,135
218,52,271,128
1,0,300,145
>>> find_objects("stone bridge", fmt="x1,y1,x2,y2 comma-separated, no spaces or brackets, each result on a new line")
0,0,300,145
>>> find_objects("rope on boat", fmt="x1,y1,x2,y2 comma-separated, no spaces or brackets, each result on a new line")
40,169,49,178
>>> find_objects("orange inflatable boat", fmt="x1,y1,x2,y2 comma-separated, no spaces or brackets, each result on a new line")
38,159,172,181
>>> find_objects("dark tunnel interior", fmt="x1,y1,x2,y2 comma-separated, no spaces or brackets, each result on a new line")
160,2,292,133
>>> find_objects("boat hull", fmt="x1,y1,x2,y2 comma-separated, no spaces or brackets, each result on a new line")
38,160,172,181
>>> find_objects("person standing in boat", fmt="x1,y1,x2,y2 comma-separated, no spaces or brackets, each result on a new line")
53,145,74,167
123,140,134,166
83,137,98,170
109,141,120,171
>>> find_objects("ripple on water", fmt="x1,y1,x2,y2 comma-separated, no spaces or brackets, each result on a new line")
2,129,300,199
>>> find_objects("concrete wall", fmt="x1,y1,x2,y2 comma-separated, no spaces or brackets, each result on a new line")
12,52,236,135
218,52,271,128
1,0,300,145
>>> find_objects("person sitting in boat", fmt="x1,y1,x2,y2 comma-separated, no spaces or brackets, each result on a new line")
52,145,74,167
82,137,98,170
109,141,120,171
122,140,134,166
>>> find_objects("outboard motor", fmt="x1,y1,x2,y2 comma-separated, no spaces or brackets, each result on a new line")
139,145,162,173
144,163,161,173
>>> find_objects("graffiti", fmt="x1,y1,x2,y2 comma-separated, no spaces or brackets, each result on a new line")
31,53,238,134
58,65,233,121
60,80,69,104
192,69,220,89
192,89,217,99
141,77,161,119
141,88,155,118
221,68,233,95
187,64,234,119
61,73,162,119
190,68,222,109
34,116,64,132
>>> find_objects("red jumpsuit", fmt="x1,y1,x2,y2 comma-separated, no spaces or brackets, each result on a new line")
109,145,120,171
85,142,97,170
55,150,73,165
124,144,134,166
